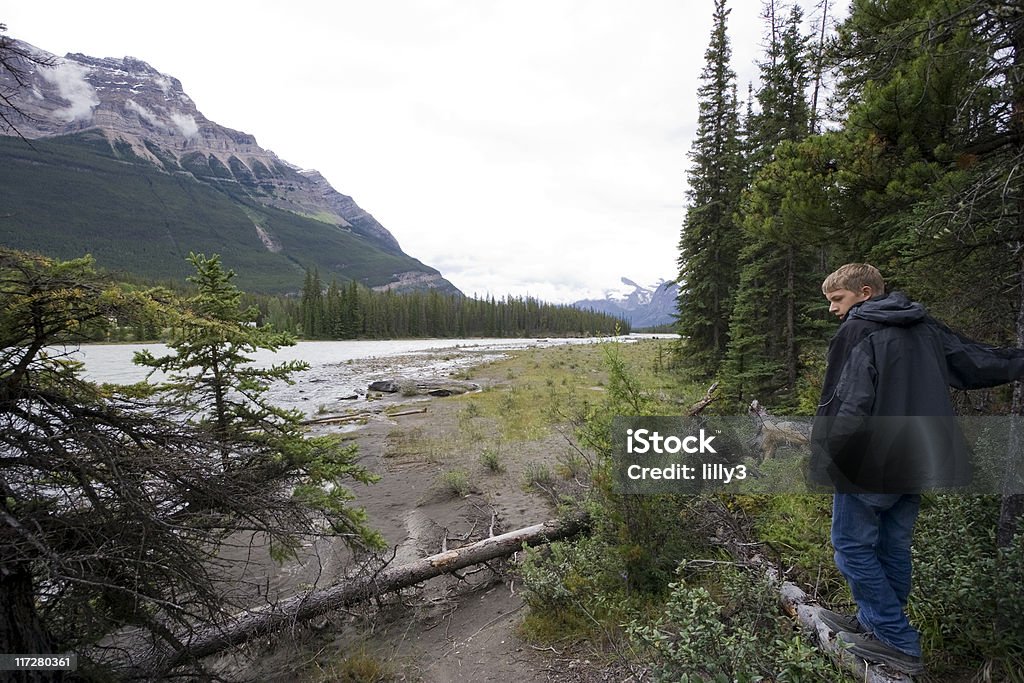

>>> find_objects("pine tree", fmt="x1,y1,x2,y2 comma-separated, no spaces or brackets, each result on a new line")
722,2,826,406
0,249,380,667
676,0,745,377
135,253,381,549
300,267,324,338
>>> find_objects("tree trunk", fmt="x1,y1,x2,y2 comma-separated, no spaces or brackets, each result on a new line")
998,8,1024,549
0,487,55,660
999,251,1024,548
808,0,829,133
108,513,588,679
785,244,797,391
0,566,60,682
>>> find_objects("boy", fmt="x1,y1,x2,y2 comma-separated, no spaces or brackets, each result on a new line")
811,263,1024,674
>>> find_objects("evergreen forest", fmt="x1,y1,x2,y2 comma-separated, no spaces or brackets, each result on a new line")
289,268,630,339
101,269,630,342
516,0,1024,680
676,0,1024,417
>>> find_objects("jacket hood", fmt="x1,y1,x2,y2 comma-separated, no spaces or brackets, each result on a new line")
847,291,926,326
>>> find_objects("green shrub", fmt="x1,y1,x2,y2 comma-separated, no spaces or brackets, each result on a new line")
911,495,1024,678
479,446,504,473
626,564,840,682
522,462,555,492
436,469,472,498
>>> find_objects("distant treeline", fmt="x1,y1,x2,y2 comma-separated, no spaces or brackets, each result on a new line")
93,265,627,343
238,269,629,340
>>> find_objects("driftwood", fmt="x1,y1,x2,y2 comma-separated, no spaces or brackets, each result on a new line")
368,378,480,396
685,381,720,416
782,583,912,682
109,513,588,679
300,407,428,426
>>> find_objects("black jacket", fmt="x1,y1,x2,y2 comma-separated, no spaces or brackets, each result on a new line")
810,292,1024,492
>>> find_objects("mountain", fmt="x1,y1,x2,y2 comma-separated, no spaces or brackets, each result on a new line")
573,278,679,329
0,38,460,295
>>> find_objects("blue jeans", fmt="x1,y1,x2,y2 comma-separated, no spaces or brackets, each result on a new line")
831,493,922,657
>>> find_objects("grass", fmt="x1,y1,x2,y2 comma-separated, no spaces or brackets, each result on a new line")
479,446,504,473
436,469,472,498
522,462,555,492
380,340,692,480
312,647,393,682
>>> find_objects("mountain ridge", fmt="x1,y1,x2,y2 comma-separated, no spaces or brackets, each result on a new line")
573,277,679,329
0,38,459,295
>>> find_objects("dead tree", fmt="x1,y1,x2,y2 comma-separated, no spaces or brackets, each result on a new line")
107,513,589,679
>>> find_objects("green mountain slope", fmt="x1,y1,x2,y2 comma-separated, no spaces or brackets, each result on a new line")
0,132,447,293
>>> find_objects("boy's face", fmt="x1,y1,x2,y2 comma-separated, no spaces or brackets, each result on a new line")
825,287,873,320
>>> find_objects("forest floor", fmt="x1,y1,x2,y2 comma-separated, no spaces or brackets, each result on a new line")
204,339,666,682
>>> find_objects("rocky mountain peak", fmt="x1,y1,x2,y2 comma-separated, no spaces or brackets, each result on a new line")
573,278,679,329
1,36,458,294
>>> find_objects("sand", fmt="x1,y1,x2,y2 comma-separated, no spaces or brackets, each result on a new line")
202,344,633,682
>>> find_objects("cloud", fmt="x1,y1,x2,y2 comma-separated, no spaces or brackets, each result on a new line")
126,99,164,129
38,61,99,122
168,112,198,138
125,99,198,138
153,74,172,95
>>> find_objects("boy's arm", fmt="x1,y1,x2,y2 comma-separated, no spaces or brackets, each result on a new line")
936,319,1024,389
818,319,877,417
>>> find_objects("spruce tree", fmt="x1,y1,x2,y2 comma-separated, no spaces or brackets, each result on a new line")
832,0,1024,545
300,267,324,338
676,0,745,377
0,249,380,669
723,2,825,406
135,253,381,549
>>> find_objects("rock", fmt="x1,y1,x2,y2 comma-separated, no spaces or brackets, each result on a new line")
368,380,401,393
367,378,479,397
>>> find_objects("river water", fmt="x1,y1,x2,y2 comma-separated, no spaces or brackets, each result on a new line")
73,335,676,416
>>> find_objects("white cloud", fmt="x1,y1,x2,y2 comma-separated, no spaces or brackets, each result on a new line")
125,100,198,138
168,112,198,138
153,74,172,95
38,61,98,122
126,99,165,129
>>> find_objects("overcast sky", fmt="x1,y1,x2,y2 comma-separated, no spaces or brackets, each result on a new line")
4,1,842,303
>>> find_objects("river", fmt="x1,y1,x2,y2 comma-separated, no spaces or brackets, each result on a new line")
73,334,676,416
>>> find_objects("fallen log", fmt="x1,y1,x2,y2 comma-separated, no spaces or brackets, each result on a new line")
109,513,589,679
300,406,428,426
300,412,377,426
780,581,912,682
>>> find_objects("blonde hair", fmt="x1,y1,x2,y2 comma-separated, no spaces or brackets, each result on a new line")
821,263,885,295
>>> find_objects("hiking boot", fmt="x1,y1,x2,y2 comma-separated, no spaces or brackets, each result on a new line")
817,607,866,635
836,630,925,675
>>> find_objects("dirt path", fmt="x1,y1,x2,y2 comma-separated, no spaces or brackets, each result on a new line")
207,344,633,682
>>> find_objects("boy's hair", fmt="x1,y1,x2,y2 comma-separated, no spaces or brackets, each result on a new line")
821,263,885,295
